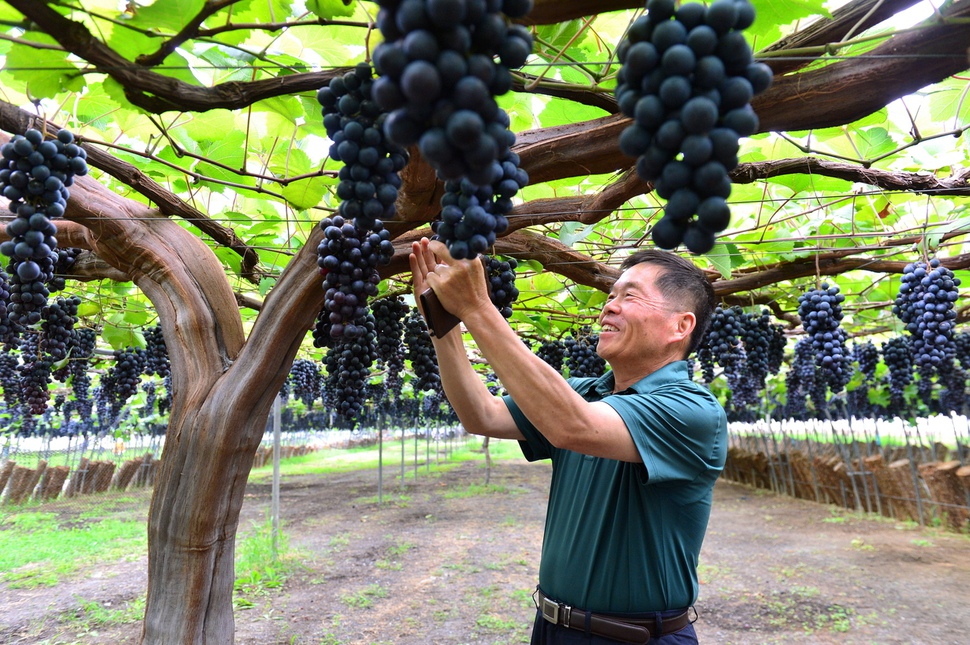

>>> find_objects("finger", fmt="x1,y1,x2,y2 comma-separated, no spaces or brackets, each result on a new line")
428,239,455,264
420,238,439,271
412,239,435,277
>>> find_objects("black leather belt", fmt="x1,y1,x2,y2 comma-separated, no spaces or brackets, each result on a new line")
536,589,691,644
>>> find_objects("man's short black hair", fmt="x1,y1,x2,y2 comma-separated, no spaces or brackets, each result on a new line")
619,249,716,356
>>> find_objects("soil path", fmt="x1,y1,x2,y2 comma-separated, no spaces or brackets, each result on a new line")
2,456,968,644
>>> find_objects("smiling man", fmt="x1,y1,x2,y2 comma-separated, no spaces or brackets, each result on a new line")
410,239,727,645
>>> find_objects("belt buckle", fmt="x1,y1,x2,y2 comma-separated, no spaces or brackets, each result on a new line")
540,596,572,626
540,597,560,624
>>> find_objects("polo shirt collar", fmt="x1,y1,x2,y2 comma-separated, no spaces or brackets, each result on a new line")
579,361,689,398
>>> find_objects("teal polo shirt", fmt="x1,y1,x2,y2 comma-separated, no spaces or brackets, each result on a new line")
503,360,727,613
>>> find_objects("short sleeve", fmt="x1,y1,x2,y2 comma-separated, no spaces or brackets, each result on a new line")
602,383,726,485
503,394,553,461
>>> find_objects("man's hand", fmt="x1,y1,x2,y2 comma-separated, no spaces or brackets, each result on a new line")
409,238,491,322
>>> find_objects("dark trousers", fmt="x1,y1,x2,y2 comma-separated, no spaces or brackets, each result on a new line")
530,610,698,645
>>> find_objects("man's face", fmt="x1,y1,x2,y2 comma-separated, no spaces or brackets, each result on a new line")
596,263,686,367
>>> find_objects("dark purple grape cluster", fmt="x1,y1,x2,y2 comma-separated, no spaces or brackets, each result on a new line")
144,324,170,378
289,358,322,409
766,318,787,374
485,254,518,318
64,327,97,419
39,295,80,362
564,326,606,378
852,341,879,383
0,128,88,323
372,0,534,185
324,314,380,422
727,307,776,416
892,259,960,370
141,380,157,414
954,331,970,371
49,247,82,293
317,62,410,232
0,268,16,347
881,335,913,407
694,335,715,382
700,305,745,381
616,0,770,254
17,332,53,415
740,309,771,379
0,352,18,409
404,307,440,392
19,355,53,415
316,214,395,339
783,336,815,419
100,347,148,421
432,135,528,259
797,283,849,390
534,338,565,372
372,295,409,397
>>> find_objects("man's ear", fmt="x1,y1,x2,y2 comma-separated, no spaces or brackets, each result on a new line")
673,311,696,345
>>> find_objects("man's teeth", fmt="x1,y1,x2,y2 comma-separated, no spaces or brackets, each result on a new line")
602,324,618,332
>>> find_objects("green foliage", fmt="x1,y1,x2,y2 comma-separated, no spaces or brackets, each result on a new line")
0,512,147,588
233,516,302,608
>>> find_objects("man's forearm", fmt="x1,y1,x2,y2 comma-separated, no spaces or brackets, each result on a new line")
431,329,522,440
459,303,600,446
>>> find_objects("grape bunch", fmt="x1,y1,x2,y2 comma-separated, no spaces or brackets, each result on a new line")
534,338,565,372
372,0,534,185
0,352,18,409
289,358,323,409
955,331,970,371
616,0,771,254
432,132,528,259
0,128,88,323
18,333,53,415
783,336,816,419
63,327,97,417
892,259,960,370
484,254,518,318
766,318,787,375
49,247,82,293
100,347,148,421
144,324,170,378
323,314,380,423
731,307,773,411
404,307,441,392
881,335,913,408
852,341,879,383
700,305,745,381
372,295,409,397
316,214,395,339
39,295,80,362
797,283,849,391
564,326,607,378
0,268,15,347
317,62,410,233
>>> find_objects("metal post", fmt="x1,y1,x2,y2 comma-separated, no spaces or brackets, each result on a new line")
271,394,281,559
804,426,822,503
378,411,384,505
903,426,927,527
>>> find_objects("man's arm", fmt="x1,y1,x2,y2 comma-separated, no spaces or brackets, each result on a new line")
414,239,641,463
410,242,523,441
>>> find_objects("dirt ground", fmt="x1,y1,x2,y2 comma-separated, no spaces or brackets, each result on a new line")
2,453,969,645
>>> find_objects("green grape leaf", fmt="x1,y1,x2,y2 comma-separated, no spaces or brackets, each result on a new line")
125,0,206,33
5,34,86,99
307,0,356,19
282,176,330,210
